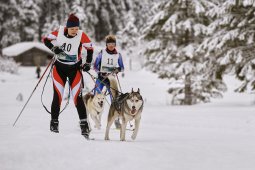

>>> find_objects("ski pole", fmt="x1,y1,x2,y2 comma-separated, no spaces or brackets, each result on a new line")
13,58,55,127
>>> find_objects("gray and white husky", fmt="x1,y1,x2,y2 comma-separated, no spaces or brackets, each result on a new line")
83,92,106,129
105,88,144,141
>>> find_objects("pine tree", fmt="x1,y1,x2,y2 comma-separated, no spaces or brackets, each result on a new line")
90,0,132,41
0,0,21,52
142,0,223,105
198,0,255,93
39,0,69,38
75,0,97,37
39,0,132,41
18,0,40,41
71,0,88,27
116,0,156,70
117,0,155,48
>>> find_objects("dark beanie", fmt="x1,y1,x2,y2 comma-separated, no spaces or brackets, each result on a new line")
66,14,80,28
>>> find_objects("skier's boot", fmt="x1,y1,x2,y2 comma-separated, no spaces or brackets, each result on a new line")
80,119,91,139
50,119,59,133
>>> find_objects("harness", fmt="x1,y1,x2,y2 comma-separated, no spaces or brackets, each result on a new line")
112,93,129,113
86,71,123,103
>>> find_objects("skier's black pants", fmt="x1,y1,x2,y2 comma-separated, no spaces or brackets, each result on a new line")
51,60,87,120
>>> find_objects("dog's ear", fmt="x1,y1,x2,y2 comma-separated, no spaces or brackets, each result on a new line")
137,88,140,94
131,88,134,93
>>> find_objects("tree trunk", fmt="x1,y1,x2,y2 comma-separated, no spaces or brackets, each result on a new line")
184,74,192,105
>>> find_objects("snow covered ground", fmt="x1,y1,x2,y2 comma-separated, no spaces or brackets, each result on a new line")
1,66,255,170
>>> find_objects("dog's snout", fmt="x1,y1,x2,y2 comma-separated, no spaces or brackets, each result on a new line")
132,106,136,109
100,101,103,104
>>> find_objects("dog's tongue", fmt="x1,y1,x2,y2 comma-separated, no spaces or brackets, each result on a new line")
131,109,136,115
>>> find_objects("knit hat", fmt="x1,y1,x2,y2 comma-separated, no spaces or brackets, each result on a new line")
66,14,80,28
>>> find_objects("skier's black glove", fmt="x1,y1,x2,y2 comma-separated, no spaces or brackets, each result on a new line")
82,63,91,72
51,46,64,54
113,67,121,74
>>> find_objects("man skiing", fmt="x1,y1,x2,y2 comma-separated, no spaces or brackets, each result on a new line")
43,13,93,139
93,35,124,100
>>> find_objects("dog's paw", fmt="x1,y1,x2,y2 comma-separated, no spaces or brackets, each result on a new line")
131,134,136,140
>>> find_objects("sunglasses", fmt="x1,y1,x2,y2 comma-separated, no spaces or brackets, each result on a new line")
106,43,116,46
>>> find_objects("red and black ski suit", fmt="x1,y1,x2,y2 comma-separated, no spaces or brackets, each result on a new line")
43,27,93,120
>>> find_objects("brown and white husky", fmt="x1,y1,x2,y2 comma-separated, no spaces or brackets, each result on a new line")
105,88,144,141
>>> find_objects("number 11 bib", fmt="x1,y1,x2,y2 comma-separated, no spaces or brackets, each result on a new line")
100,49,118,73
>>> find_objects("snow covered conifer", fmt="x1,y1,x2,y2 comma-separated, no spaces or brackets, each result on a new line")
0,0,21,50
142,0,224,105
199,0,255,93
39,0,68,38
18,0,40,41
117,0,156,60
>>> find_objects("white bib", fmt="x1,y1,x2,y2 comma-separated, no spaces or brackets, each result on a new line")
100,49,119,73
56,26,82,61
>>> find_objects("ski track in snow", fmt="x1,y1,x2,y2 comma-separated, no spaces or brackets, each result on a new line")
1,67,255,170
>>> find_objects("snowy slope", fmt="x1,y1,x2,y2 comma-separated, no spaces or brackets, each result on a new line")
0,67,255,170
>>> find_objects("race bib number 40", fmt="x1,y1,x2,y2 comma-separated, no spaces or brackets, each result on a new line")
61,43,72,52
56,26,82,62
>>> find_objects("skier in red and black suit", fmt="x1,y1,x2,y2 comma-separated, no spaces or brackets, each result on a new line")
43,13,93,139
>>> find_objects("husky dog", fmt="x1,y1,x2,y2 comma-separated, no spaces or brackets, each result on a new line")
105,88,144,141
83,92,106,129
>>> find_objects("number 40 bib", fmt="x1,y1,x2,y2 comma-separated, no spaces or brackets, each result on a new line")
100,49,118,73
56,26,82,62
